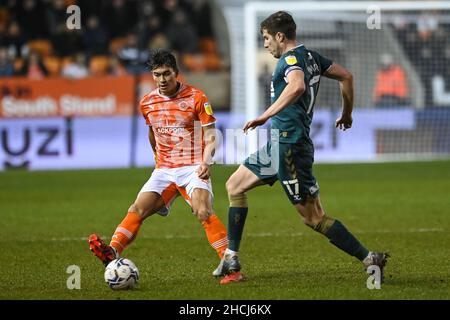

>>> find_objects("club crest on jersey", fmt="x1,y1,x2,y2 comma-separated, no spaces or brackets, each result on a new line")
285,55,297,65
204,102,213,115
178,101,189,111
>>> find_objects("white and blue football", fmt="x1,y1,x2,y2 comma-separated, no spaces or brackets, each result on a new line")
104,258,139,290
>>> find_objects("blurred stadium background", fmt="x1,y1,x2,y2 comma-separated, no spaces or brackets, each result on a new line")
0,0,449,300
1,0,449,169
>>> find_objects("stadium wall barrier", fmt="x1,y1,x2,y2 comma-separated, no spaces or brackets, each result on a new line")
0,108,424,171
0,117,133,170
2,75,446,170
0,76,135,118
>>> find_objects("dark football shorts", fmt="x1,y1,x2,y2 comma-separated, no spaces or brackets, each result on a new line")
244,140,319,204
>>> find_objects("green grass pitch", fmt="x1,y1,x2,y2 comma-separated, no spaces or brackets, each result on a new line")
0,161,449,299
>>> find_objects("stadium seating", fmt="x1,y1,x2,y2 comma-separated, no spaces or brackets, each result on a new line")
13,58,24,74
109,37,128,55
182,54,206,72
43,56,61,77
204,53,221,71
89,55,110,76
27,39,53,57
199,37,217,54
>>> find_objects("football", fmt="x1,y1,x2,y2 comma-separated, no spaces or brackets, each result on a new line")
104,258,139,290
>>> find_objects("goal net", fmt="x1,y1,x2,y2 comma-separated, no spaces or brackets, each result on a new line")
236,1,450,162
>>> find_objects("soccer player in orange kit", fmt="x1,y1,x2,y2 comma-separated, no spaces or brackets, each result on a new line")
88,50,236,279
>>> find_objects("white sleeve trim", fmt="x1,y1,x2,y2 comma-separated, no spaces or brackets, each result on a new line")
284,66,303,77
201,121,216,127
323,63,334,74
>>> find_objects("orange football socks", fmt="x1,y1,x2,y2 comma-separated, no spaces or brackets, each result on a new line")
110,212,143,255
202,214,228,258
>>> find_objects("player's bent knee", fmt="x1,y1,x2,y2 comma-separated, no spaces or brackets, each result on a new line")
225,178,237,195
226,180,247,198
129,203,152,219
295,203,324,228
299,207,334,234
295,197,325,229
302,213,324,227
194,208,211,222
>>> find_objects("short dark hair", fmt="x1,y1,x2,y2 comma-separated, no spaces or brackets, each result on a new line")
146,49,179,74
260,11,296,40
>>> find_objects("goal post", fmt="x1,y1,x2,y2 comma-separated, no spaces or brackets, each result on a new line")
240,1,450,162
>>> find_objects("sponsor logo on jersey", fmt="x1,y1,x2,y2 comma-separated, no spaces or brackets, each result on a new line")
307,64,320,75
204,102,213,115
285,55,298,65
156,127,186,134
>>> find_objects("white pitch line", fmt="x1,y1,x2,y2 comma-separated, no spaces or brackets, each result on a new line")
20,227,442,242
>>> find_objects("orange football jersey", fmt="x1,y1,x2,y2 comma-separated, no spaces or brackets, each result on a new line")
140,83,216,168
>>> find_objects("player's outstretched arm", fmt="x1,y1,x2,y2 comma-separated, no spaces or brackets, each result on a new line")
243,70,305,133
324,63,354,131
